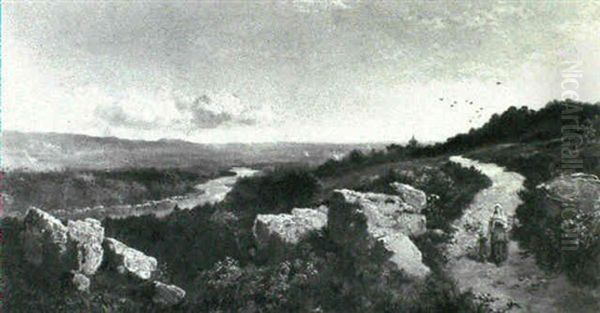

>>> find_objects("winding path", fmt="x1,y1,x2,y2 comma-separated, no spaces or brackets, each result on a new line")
448,156,599,313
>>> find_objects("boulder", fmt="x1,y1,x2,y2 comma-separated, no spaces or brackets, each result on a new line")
253,206,328,246
153,281,186,306
538,173,600,255
103,237,158,280
329,189,430,279
331,189,426,237
390,182,427,210
67,218,104,276
380,233,431,279
22,207,69,266
538,173,600,215
72,272,91,292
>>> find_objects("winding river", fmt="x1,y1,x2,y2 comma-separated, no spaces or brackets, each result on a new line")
50,167,259,220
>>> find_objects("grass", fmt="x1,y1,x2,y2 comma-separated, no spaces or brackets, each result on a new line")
3,166,218,215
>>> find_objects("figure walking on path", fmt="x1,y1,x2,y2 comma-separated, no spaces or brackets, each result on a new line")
489,204,508,264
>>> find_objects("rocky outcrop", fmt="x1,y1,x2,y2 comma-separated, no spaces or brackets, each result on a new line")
538,173,600,253
331,189,426,237
153,281,186,306
67,218,104,276
538,173,600,215
329,189,430,279
103,237,158,280
253,206,328,247
390,182,427,210
22,208,105,286
380,233,431,279
22,207,69,266
20,207,184,305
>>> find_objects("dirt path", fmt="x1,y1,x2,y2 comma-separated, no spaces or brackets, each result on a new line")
448,156,600,313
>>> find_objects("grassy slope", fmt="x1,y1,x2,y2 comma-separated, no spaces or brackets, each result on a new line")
3,167,218,215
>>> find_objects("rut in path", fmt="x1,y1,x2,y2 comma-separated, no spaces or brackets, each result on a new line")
447,156,600,313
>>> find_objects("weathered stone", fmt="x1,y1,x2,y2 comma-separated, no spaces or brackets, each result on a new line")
72,272,91,292
22,207,69,266
537,173,600,263
103,237,157,280
153,281,186,306
331,189,426,237
538,173,600,215
329,189,430,279
390,182,427,211
67,218,104,276
380,233,431,279
431,228,446,236
253,206,328,246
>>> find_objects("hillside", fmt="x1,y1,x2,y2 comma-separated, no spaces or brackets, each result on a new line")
2,131,383,171
3,100,600,312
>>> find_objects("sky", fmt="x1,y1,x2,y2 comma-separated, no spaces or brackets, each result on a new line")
3,0,600,143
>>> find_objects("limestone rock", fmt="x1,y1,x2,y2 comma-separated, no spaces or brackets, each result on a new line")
67,218,104,276
329,189,430,279
253,206,328,246
390,182,427,211
72,272,91,292
381,233,431,279
104,237,157,280
153,281,186,306
538,173,600,215
22,207,69,266
331,189,426,237
538,173,600,255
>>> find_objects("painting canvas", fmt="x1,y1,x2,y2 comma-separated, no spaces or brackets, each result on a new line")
2,1,600,312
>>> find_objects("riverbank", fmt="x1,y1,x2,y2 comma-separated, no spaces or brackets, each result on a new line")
5,167,259,220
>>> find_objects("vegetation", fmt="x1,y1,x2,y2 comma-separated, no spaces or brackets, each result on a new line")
4,167,211,214
2,217,174,313
463,104,600,286
356,161,491,232
316,100,600,177
99,164,488,312
6,100,598,310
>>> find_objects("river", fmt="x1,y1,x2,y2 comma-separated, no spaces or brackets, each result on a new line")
169,167,259,210
49,167,259,220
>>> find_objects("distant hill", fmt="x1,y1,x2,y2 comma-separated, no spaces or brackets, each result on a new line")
1,131,383,171
415,99,600,156
315,100,600,177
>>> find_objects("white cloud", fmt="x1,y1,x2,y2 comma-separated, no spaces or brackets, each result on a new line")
290,0,358,12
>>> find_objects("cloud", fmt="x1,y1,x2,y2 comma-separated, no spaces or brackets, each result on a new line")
175,93,264,129
290,0,359,12
95,104,157,130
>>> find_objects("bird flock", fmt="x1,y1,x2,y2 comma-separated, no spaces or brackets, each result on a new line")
439,81,502,124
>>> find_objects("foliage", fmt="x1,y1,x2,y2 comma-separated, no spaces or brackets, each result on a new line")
4,167,207,214
357,161,491,232
226,166,321,216
414,100,600,157
190,229,485,313
513,186,600,286
2,217,168,312
316,100,600,177
466,118,600,286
